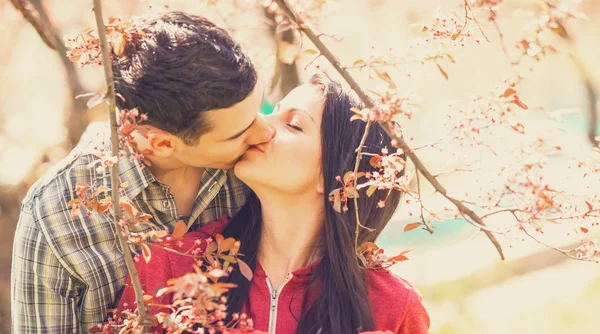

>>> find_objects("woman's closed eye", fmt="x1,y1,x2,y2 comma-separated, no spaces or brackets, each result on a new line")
287,123,303,132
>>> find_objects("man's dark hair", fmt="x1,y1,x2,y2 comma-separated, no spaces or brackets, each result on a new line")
113,11,258,145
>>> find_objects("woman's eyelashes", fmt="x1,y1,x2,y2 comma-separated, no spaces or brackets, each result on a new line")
286,123,303,132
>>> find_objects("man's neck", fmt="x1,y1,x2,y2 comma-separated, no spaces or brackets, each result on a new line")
145,155,205,217
257,192,324,288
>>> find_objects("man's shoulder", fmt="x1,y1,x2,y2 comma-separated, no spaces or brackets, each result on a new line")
22,123,110,213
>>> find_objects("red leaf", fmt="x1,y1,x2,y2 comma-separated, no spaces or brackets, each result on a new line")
502,88,517,98
119,198,137,217
120,122,136,137
141,243,151,263
436,64,448,80
238,259,254,281
512,99,529,110
404,222,422,232
586,201,593,212
390,254,409,262
580,226,589,233
67,198,82,207
170,220,187,241
369,155,382,168
510,122,525,134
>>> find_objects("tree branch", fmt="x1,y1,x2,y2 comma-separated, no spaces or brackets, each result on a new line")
10,0,89,146
274,0,505,260
92,1,148,331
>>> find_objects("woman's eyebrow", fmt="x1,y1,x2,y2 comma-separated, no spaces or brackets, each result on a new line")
275,103,315,123
291,108,315,123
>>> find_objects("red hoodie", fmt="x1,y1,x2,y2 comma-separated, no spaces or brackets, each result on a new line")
118,220,430,334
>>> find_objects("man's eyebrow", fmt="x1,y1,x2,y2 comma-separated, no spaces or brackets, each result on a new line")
226,117,256,140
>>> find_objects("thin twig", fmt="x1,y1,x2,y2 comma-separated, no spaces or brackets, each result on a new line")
274,0,506,260
522,227,598,263
92,1,148,331
416,171,435,234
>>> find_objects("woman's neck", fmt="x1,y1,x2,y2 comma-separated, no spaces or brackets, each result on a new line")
257,192,324,288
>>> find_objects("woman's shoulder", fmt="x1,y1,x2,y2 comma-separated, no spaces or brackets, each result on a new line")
365,269,430,333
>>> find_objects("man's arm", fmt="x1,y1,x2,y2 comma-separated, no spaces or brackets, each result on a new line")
11,207,82,334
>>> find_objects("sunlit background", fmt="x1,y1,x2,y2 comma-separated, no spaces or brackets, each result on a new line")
1,0,599,333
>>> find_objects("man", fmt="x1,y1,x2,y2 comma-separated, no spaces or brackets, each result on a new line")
11,11,274,333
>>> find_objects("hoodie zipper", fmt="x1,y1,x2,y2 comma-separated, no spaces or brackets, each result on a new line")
265,272,294,334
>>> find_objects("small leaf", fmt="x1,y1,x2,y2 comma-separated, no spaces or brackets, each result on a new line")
374,68,397,89
111,33,126,56
206,242,218,254
170,220,187,241
141,243,152,263
302,49,319,56
436,64,448,80
502,88,517,98
353,59,366,66
208,269,227,278
580,226,589,233
67,198,82,206
238,259,254,281
359,241,379,252
143,294,154,306
404,222,422,232
390,254,409,262
510,122,525,134
219,254,237,263
86,93,105,110
345,187,360,199
585,201,593,212
446,54,455,63
329,188,342,213
216,234,224,245
220,238,237,252
206,253,216,266
343,171,355,185
96,185,111,193
68,49,82,62
370,155,382,168
366,185,378,197
511,99,529,110
119,197,137,217
350,114,365,122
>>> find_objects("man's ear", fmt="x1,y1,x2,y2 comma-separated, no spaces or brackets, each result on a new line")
147,128,177,157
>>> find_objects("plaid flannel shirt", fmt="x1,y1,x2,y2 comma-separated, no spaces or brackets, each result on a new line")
11,124,249,333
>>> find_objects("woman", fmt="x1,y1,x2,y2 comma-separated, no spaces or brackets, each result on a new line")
118,74,430,333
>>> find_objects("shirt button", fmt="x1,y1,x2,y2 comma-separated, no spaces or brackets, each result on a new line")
163,200,170,208
208,182,217,192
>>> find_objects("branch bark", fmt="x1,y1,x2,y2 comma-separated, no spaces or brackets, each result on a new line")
274,0,505,260
92,1,148,331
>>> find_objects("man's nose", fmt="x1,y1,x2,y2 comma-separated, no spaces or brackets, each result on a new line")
248,114,276,145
